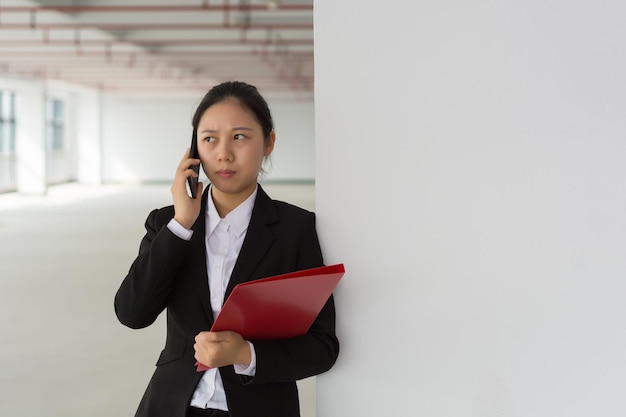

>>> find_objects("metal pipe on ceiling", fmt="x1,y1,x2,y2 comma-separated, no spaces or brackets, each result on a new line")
0,23,312,30
0,50,312,58
0,2,314,94
0,39,313,47
0,4,313,13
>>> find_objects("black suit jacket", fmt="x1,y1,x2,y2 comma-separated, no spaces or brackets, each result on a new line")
114,185,339,417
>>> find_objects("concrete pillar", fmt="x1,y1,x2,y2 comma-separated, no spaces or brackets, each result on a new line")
76,87,103,185
15,81,46,195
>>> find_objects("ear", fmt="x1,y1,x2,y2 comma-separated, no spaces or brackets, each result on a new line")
264,130,276,157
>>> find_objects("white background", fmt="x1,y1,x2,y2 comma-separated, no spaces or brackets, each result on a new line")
315,1,626,416
101,94,315,183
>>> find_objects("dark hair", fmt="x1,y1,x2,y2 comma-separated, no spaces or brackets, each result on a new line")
192,81,274,141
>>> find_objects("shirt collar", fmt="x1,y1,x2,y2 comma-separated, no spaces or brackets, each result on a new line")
206,184,257,238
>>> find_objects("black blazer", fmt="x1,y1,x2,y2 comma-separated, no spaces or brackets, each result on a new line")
114,185,339,417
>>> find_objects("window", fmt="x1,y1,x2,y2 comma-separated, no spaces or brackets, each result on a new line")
0,90,17,190
0,91,16,155
46,98,65,152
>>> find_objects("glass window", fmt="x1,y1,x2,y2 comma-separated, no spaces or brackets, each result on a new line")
0,91,17,155
46,98,65,152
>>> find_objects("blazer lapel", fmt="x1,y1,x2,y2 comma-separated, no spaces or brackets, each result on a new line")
225,185,278,299
190,187,214,322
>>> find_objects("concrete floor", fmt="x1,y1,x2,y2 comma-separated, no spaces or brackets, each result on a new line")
0,182,316,417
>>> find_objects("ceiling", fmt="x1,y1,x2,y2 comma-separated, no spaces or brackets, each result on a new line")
0,0,314,96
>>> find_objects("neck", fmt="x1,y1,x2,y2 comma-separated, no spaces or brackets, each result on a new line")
211,184,256,218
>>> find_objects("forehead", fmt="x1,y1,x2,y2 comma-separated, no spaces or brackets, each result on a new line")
198,99,259,128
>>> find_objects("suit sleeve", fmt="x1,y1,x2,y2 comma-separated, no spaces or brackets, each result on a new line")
114,208,190,329
249,212,340,384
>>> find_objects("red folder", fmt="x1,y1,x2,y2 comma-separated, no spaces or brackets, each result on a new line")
196,263,344,371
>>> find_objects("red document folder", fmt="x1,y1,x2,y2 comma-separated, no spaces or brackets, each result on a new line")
196,263,344,371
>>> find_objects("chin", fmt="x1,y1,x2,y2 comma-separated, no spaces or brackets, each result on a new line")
210,180,255,195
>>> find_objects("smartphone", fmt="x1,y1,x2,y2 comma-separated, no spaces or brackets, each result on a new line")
187,131,200,198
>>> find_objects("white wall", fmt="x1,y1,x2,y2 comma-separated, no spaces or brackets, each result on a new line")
13,80,47,194
101,93,314,183
2,81,314,187
75,87,103,185
1,77,104,192
101,94,196,183
315,1,626,416
265,100,315,182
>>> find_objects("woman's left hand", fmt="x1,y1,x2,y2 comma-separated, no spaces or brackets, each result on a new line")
193,331,252,368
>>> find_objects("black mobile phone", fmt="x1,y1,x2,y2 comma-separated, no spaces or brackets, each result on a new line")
187,131,200,198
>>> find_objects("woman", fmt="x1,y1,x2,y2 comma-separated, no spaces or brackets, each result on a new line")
114,81,339,417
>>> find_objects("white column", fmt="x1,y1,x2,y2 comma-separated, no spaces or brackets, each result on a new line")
76,87,103,185
15,81,46,195
315,1,626,416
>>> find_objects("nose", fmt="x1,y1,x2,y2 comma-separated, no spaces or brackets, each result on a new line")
217,140,233,162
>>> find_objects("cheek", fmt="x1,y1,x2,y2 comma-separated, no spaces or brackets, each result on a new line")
197,146,212,163
241,145,266,163
253,151,268,168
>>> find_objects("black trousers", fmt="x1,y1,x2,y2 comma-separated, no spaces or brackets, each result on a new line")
187,407,230,417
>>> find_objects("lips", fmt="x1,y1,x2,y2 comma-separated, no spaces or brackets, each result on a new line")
216,169,235,179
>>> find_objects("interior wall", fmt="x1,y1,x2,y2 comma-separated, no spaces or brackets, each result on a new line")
75,86,103,185
101,94,195,183
265,100,316,182
101,93,314,183
315,1,626,416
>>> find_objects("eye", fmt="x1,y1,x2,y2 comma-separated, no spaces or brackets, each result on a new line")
202,136,215,143
234,133,246,140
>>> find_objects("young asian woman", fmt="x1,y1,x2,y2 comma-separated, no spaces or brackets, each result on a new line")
114,81,339,417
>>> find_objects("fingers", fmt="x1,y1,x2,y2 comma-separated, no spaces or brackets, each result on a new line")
171,148,203,229
194,332,221,367
194,181,205,198
172,149,200,193
195,330,234,343
195,331,214,343
176,148,201,179
193,331,244,368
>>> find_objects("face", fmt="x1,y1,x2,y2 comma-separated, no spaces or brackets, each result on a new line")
196,99,275,204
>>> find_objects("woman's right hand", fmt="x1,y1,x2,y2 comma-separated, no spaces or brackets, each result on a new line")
171,148,204,229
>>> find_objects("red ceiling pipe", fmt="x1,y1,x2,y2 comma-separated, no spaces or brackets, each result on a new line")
0,50,312,58
0,23,312,30
0,39,313,47
0,4,313,13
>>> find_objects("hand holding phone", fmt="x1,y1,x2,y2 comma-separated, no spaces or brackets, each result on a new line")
187,131,200,199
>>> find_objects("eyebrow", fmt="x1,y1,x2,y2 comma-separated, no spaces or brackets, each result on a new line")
199,127,255,134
